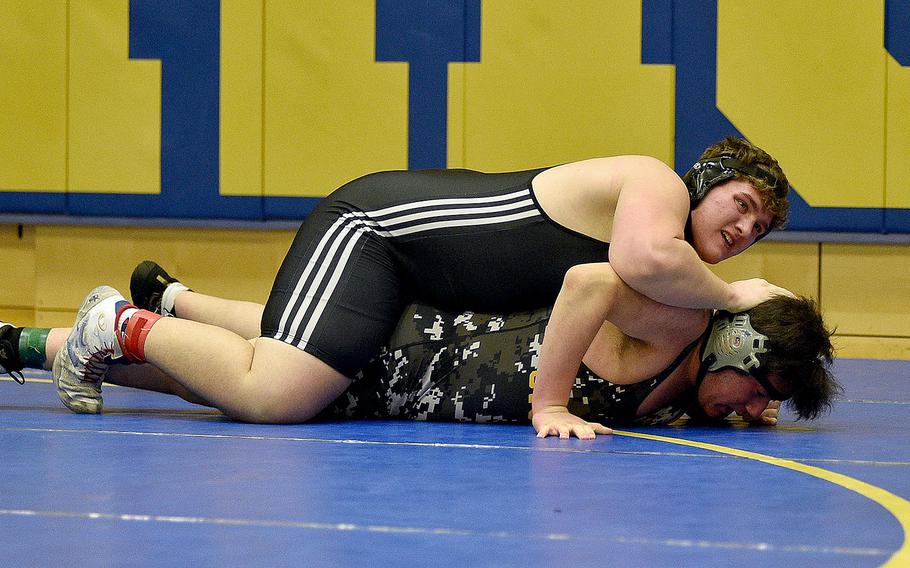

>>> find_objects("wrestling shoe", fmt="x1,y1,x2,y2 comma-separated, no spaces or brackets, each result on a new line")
0,322,25,384
130,260,188,317
53,286,128,414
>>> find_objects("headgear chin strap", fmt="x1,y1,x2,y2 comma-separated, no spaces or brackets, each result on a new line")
698,312,789,401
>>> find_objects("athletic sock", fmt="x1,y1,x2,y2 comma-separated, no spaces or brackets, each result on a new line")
161,282,190,317
115,304,163,364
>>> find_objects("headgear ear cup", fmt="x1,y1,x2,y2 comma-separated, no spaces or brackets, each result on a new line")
700,312,789,401
685,157,737,203
702,312,768,373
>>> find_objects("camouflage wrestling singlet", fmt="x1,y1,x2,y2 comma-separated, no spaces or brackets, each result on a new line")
318,304,698,426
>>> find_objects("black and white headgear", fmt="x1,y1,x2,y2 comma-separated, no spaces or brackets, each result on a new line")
683,155,783,241
684,155,782,205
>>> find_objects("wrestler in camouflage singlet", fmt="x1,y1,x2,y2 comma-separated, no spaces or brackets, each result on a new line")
319,304,700,426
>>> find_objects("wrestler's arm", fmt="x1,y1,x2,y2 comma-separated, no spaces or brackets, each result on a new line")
531,263,618,439
559,156,781,312
531,263,707,439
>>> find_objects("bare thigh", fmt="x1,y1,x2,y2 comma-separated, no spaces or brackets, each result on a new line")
142,315,352,424
243,337,352,423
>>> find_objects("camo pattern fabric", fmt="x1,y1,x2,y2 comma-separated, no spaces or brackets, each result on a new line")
318,304,695,426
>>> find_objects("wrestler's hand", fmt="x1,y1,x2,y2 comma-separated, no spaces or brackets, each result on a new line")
741,400,781,426
532,406,612,440
727,279,795,312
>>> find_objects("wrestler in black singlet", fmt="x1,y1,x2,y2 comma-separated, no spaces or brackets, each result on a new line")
261,168,610,377
319,303,704,426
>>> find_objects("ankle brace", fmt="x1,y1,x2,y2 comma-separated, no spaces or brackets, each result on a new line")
19,327,50,368
116,305,163,363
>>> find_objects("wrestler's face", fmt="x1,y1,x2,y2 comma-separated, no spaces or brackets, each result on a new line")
689,180,774,264
697,369,787,421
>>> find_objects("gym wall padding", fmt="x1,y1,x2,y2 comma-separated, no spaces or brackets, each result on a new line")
4,1,910,229
1,1,909,357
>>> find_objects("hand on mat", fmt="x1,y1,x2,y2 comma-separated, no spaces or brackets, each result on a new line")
741,400,780,426
532,406,612,440
727,279,795,312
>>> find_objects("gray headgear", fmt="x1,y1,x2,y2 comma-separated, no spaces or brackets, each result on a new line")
702,313,768,374
698,312,791,401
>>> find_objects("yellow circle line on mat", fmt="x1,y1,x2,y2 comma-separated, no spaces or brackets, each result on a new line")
613,430,909,566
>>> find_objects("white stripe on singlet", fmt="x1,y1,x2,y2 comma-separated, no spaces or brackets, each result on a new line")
274,188,540,348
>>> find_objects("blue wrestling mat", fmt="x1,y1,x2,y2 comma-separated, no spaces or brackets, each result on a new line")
1,358,908,567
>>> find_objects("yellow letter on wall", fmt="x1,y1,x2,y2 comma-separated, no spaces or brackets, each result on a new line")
458,1,675,172
718,0,885,208
220,0,263,197
264,2,408,198
69,0,161,195
0,3,66,192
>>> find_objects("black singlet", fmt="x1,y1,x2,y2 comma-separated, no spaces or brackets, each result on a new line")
260,168,611,377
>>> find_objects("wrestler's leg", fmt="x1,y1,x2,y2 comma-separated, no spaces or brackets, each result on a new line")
172,292,263,340
87,365,208,406
142,321,347,422
139,222,402,422
52,288,351,421
58,257,400,419
105,363,213,407
131,260,263,340
0,323,210,405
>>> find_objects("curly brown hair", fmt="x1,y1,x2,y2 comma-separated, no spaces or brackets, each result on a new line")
746,295,840,420
694,137,791,230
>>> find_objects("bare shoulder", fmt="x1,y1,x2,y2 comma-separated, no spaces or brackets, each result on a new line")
532,155,686,242
535,155,677,186
641,302,712,347
536,156,686,214
610,155,687,197
533,155,680,208
610,155,679,177
580,265,711,384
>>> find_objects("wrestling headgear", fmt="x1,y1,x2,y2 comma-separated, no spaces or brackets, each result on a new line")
700,312,789,401
683,155,782,243
684,155,781,205
703,313,767,374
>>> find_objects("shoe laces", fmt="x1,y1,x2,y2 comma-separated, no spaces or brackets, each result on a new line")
0,337,25,384
80,342,120,384
4,369,25,385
